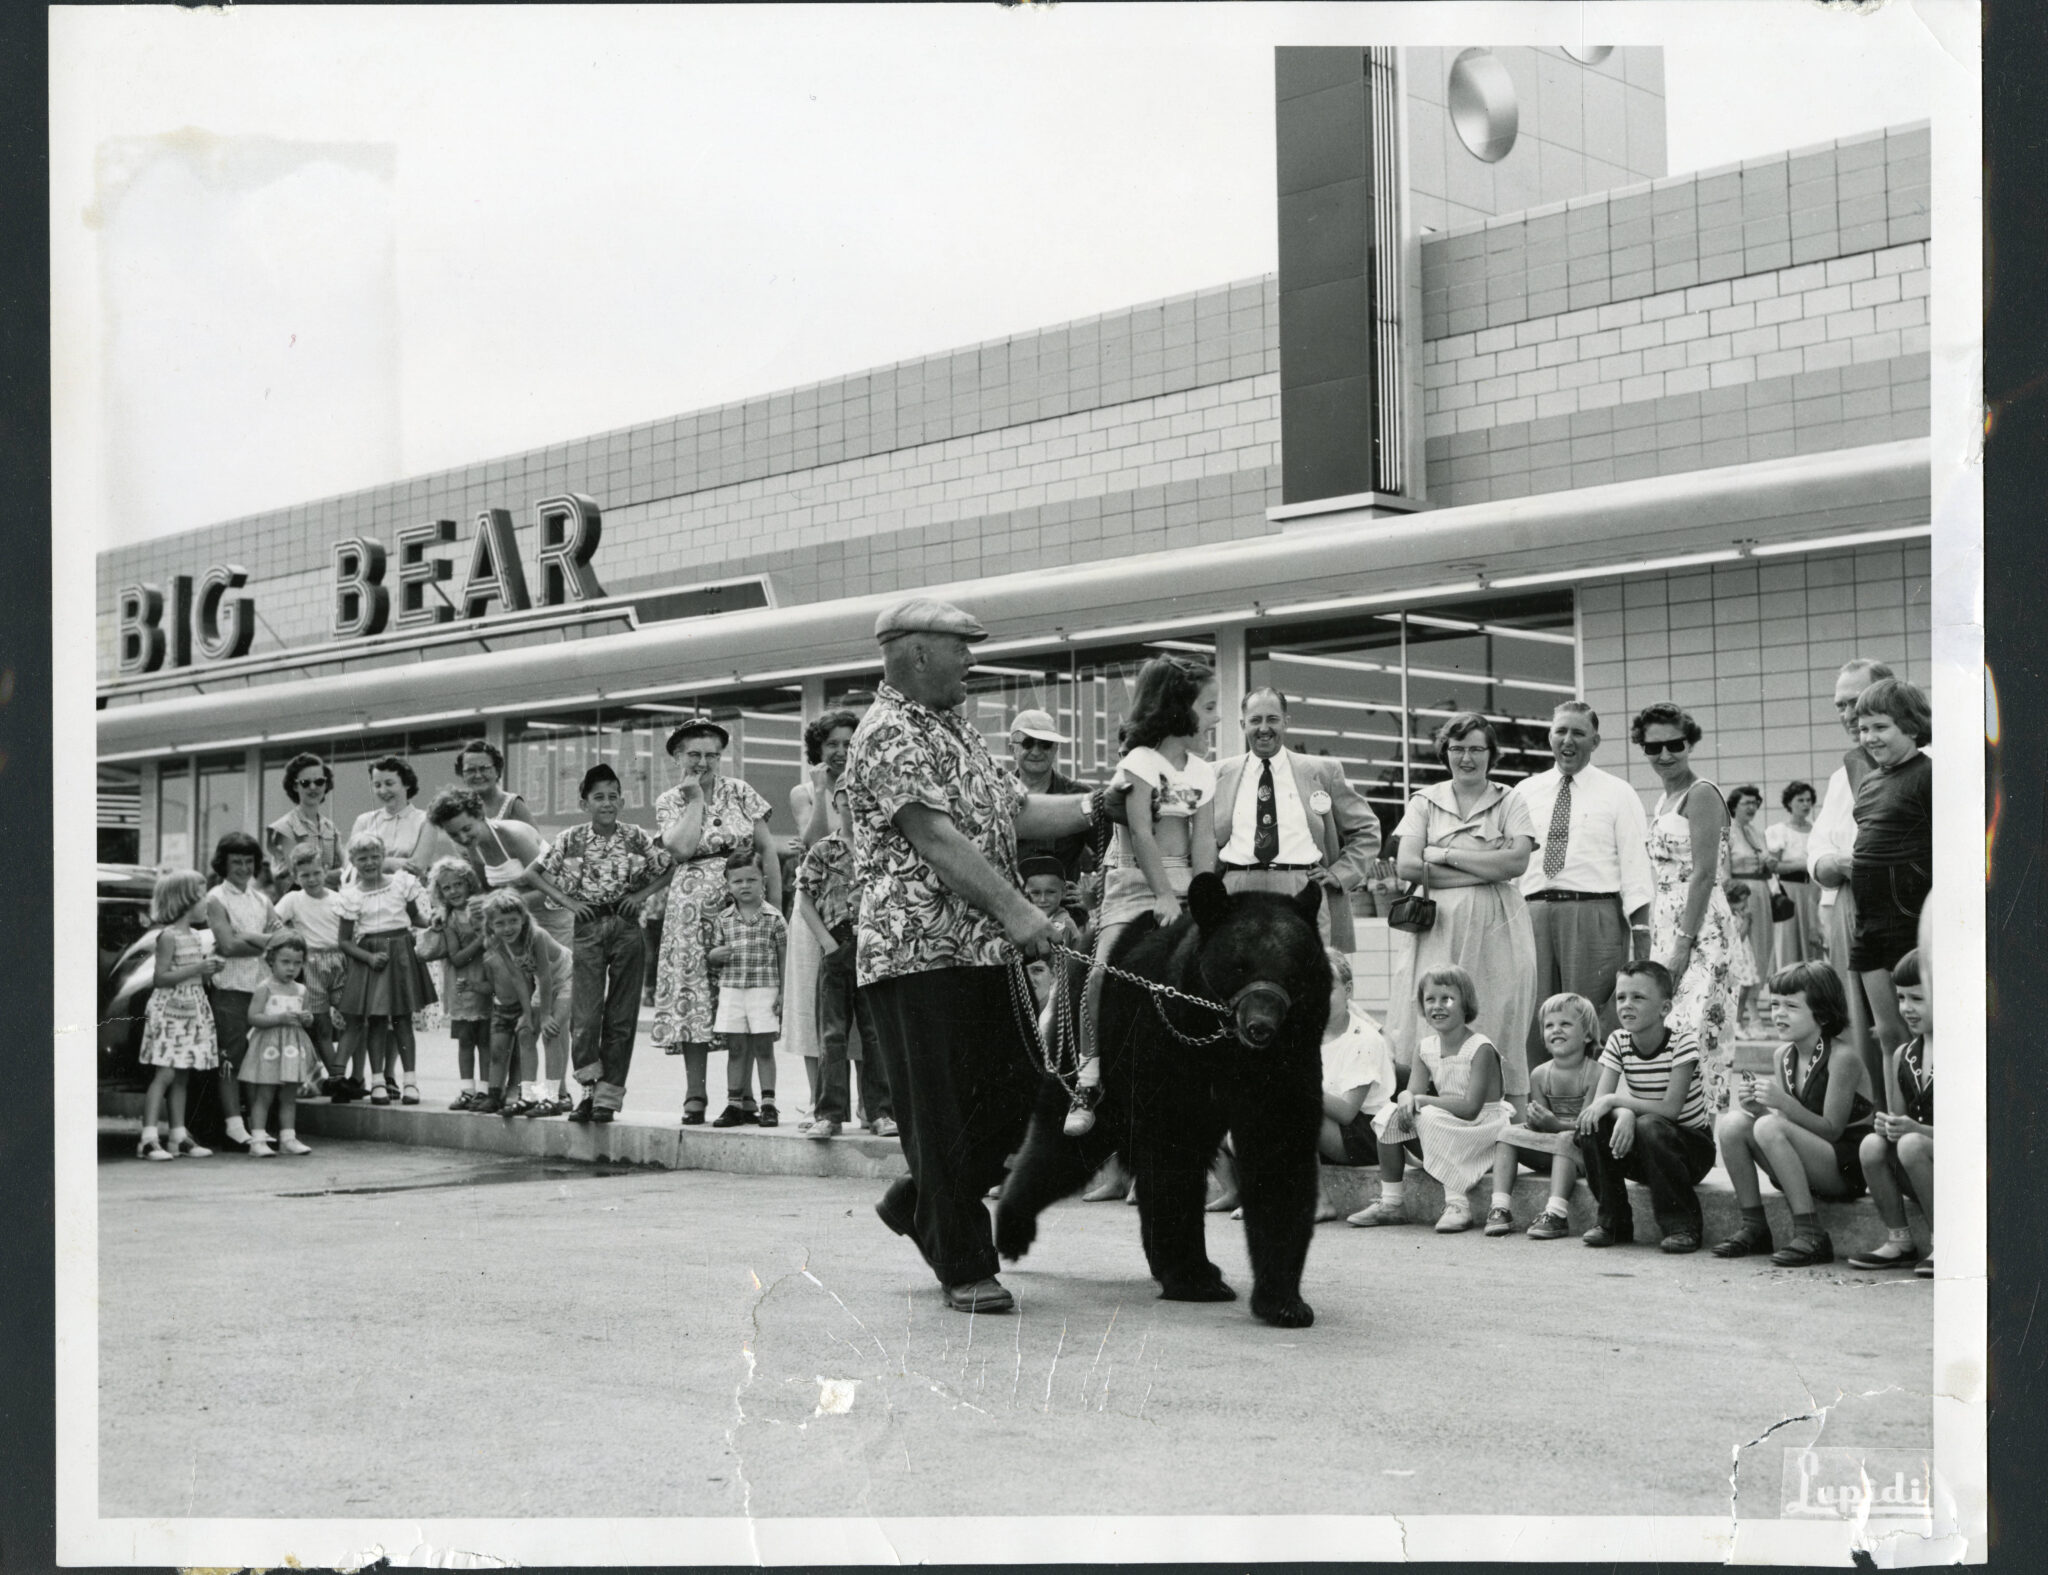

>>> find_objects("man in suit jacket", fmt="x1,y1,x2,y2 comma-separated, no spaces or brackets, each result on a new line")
1214,687,1381,951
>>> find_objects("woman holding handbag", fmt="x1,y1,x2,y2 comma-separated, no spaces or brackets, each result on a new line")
1766,780,1825,967
1383,714,1538,1117
1726,785,1777,1032
1634,702,1743,1115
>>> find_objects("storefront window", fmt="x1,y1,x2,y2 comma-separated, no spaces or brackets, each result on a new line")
1248,591,1576,838
156,761,193,869
99,765,142,865
196,756,248,867
505,688,806,838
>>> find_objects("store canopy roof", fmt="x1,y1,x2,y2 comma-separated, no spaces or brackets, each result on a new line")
97,438,1930,758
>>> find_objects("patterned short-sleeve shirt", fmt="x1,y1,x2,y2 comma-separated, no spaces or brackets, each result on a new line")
712,905,787,991
535,821,673,905
845,681,1027,985
795,835,858,933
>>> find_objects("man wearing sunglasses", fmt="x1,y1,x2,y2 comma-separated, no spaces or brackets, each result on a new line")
1008,709,1094,910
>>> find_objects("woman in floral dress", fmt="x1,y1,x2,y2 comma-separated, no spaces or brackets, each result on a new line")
1634,702,1742,1113
651,716,780,1123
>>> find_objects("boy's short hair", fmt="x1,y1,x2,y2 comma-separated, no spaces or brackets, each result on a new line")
345,829,387,860
1852,677,1932,746
288,840,326,869
263,929,308,962
150,869,208,925
1538,991,1601,1047
579,763,620,800
1614,958,1675,1001
1767,960,1850,1044
724,848,762,875
1892,948,1923,990
1416,964,1479,1023
1325,946,1353,990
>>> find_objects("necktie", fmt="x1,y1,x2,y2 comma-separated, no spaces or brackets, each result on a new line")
1543,773,1573,880
1254,759,1280,865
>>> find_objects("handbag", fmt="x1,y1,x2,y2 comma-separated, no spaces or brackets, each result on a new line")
1767,877,1795,923
1384,822,1437,934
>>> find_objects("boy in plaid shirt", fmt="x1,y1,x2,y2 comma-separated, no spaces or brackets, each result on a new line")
708,848,787,1127
794,787,894,1140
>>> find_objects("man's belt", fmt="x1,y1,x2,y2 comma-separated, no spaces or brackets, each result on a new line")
1777,870,1809,884
1526,889,1621,903
1221,861,1322,873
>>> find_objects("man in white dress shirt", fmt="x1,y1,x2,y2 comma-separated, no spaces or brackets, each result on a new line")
1214,687,1381,951
1806,655,1893,1093
1509,701,1654,1065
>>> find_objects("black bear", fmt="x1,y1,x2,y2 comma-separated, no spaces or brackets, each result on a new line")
994,873,1333,1327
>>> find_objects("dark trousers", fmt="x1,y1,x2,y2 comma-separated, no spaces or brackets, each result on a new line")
865,965,1041,1288
1577,1112,1716,1238
1527,895,1629,1068
816,924,888,1125
570,914,645,1111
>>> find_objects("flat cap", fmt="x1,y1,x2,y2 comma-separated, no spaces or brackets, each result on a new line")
874,597,988,645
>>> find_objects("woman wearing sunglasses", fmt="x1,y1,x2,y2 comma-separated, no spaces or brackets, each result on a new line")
1633,702,1742,1115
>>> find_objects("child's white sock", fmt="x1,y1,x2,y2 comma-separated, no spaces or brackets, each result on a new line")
1542,1196,1570,1219
224,1116,249,1144
1378,1180,1405,1206
1887,1225,1914,1246
1490,1191,1513,1212
462,1076,477,1094
140,1123,159,1144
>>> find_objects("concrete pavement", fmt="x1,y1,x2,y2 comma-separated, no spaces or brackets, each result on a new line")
98,1138,1932,1523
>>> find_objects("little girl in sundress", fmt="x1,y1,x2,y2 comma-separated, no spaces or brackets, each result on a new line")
1350,964,1512,1233
240,931,319,1156
137,870,225,1161
1065,657,1219,1138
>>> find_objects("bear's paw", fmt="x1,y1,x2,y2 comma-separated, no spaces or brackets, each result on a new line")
1158,1275,1237,1303
1250,1290,1315,1328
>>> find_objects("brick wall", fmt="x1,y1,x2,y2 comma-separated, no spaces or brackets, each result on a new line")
1420,122,1929,339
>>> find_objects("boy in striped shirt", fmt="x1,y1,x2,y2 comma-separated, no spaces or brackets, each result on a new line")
1575,959,1717,1253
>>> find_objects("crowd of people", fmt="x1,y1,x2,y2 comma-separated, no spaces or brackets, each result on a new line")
128,603,1935,1306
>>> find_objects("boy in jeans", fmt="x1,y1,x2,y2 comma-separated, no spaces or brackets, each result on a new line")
708,849,787,1127
793,787,895,1140
1575,959,1717,1253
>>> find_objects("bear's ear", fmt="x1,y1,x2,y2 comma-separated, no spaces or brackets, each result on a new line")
1187,871,1232,931
1292,879,1324,927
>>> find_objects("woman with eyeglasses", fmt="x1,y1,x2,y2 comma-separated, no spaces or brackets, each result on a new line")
264,752,345,889
1633,702,1742,1114
1384,712,1539,1114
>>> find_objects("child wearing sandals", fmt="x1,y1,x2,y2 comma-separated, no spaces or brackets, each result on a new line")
1487,992,1601,1238
1849,948,1934,1276
274,842,349,1093
239,932,319,1156
136,870,225,1161
334,830,436,1105
417,857,492,1109
1711,960,1875,1267
1349,964,1511,1233
1067,657,1219,1138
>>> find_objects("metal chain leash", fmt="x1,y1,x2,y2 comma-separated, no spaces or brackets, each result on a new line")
1004,940,1238,1063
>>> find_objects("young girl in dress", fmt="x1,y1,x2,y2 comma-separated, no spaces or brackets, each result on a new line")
1487,992,1601,1238
1349,964,1511,1233
334,830,436,1105
1066,657,1219,1138
240,932,318,1156
1710,960,1875,1267
137,870,225,1161
417,857,492,1109
274,841,349,1091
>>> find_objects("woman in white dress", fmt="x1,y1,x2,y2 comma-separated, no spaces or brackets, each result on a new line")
1765,780,1825,968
